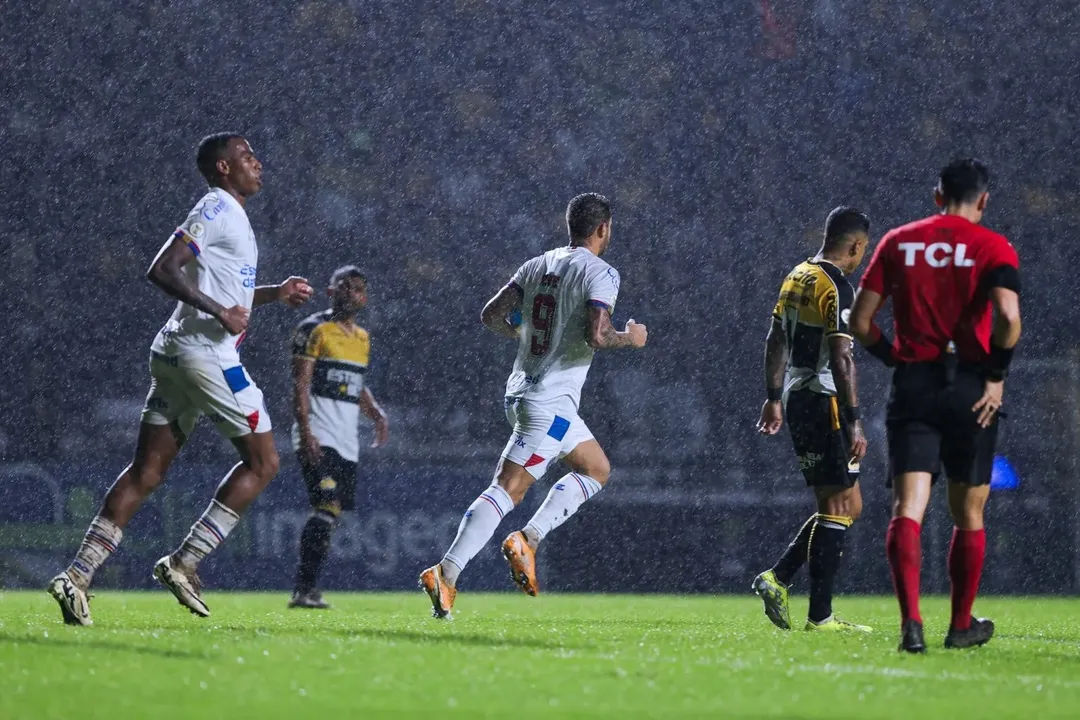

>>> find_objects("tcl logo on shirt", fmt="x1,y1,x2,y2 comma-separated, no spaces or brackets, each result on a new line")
897,242,976,268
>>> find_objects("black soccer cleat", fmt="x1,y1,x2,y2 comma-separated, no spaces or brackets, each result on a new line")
944,617,995,649
288,590,332,610
898,619,926,654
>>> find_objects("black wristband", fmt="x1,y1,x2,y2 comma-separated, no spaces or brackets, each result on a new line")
988,344,1014,381
866,336,896,367
766,387,783,402
842,406,862,424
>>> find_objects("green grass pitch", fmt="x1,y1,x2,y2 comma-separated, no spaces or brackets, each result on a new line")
1,592,1077,718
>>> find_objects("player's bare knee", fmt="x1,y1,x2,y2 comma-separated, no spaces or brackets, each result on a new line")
892,495,921,521
947,484,988,527
567,447,611,485
498,479,533,506
247,446,280,483
127,465,166,495
951,498,986,530
496,468,534,506
586,457,611,486
261,450,281,482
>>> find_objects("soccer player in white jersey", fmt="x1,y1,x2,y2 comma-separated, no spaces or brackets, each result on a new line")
47,133,314,625
420,193,648,618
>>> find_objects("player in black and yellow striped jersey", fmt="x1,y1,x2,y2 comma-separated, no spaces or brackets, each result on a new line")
752,207,872,633
288,266,389,609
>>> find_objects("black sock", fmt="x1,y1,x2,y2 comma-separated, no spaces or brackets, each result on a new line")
772,515,815,585
807,515,849,623
295,511,335,594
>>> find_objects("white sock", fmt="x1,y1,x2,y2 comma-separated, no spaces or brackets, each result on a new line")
441,483,515,586
524,473,603,545
66,516,123,590
174,499,241,570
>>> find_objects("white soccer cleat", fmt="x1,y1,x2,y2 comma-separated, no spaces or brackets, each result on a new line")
153,555,210,617
47,572,93,626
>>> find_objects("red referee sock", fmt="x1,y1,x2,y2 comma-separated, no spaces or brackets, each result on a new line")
948,528,987,631
886,517,923,624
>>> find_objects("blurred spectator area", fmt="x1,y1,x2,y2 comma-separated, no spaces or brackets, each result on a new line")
1,0,1078,492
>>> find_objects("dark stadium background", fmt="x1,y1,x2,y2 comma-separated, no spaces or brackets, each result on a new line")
1,0,1078,595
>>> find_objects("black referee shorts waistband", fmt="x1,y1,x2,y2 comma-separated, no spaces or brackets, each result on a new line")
893,360,988,378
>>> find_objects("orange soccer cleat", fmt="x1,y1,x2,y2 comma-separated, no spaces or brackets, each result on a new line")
501,531,539,597
418,564,456,619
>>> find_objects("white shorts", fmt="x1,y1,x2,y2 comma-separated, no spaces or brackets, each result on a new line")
500,396,594,479
141,351,272,439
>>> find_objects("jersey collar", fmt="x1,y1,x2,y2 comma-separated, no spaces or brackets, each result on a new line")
809,256,846,276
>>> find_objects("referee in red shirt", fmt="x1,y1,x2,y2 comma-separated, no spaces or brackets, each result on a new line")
850,158,1022,654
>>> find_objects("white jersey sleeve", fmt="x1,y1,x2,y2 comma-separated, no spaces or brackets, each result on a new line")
509,256,545,293
151,190,257,358
585,264,620,312
174,192,230,258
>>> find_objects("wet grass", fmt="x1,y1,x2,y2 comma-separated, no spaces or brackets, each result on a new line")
1,591,1077,718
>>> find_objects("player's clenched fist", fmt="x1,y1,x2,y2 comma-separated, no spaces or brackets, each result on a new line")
217,305,250,335
626,318,648,348
279,276,314,308
756,400,783,435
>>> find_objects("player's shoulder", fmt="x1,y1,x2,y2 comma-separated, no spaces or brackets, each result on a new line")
974,225,1018,266
884,215,939,242
972,223,1011,246
814,259,852,290
576,248,617,277
188,189,233,221
781,259,814,283
295,309,333,335
517,251,552,275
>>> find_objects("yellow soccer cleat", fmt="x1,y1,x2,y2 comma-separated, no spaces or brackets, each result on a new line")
418,564,456,620
804,616,873,633
752,570,791,630
501,531,539,597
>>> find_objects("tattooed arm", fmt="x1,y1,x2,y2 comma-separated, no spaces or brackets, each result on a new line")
586,306,647,350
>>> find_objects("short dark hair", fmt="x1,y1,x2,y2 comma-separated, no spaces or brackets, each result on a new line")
196,132,244,182
939,157,990,205
566,193,612,241
824,206,870,245
330,265,366,287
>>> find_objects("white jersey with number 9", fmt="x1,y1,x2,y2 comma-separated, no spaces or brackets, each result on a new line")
504,246,621,408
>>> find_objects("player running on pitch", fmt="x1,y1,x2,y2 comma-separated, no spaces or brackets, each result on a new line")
753,207,873,633
419,192,647,618
48,133,313,625
851,158,1022,653
288,266,389,609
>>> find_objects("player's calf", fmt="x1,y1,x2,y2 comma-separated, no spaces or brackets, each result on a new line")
62,515,123,593
521,471,603,550
292,507,338,603
153,498,240,616
805,484,860,626
439,482,516,589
